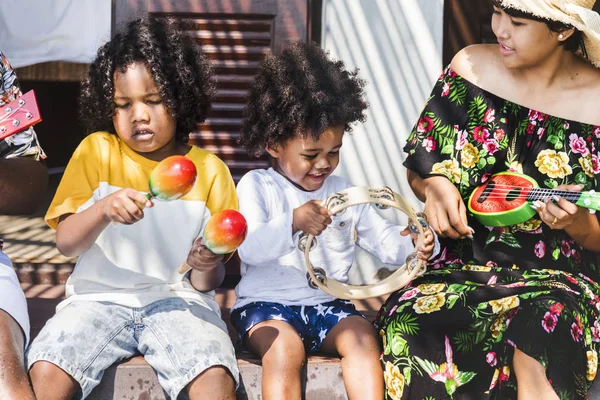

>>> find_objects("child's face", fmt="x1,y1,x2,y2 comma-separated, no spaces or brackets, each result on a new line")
267,125,344,192
112,62,179,161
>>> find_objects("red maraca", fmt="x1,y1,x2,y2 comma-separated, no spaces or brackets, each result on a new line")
203,209,248,254
147,155,197,201
178,209,247,274
113,155,196,225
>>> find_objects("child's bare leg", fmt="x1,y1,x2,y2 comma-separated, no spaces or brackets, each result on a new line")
185,365,236,400
29,360,79,400
0,310,35,400
247,320,306,400
320,316,383,400
513,348,559,400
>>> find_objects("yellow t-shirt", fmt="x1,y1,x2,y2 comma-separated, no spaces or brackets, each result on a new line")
46,132,238,312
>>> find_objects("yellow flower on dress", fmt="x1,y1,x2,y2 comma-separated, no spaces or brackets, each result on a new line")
413,294,446,314
418,283,446,294
579,155,595,178
431,159,461,183
488,296,520,314
490,315,507,339
509,160,523,173
534,149,572,179
462,265,492,272
384,361,405,400
587,350,598,381
380,329,387,351
513,218,543,232
460,143,479,169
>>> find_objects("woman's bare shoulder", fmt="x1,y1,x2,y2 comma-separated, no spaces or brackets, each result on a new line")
450,44,505,86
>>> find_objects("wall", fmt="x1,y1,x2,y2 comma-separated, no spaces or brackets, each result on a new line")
321,0,444,282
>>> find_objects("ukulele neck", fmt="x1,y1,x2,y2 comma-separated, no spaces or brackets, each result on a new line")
526,188,581,203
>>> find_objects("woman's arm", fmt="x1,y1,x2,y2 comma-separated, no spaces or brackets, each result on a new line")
0,157,48,215
407,170,473,240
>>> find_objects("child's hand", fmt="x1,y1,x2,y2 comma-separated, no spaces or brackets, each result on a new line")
186,237,224,272
293,200,333,236
401,227,435,261
102,188,153,224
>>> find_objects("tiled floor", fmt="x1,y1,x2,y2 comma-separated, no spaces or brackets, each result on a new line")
1,174,75,265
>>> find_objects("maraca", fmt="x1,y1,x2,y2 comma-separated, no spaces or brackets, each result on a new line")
147,155,197,201
113,155,196,224
178,209,248,274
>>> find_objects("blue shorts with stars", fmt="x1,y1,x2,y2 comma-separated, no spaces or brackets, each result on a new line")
230,299,364,353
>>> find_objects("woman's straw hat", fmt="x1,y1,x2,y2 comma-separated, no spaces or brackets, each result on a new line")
499,0,600,67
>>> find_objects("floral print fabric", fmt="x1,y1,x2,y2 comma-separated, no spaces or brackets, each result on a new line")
375,66,600,399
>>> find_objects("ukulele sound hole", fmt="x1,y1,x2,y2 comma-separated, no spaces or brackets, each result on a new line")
506,188,521,201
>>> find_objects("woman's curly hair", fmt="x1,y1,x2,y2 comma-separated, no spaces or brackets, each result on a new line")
240,41,368,156
79,17,214,142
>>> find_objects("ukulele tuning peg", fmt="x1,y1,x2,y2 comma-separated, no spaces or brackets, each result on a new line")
12,119,19,127
18,99,25,106
5,107,11,113
589,190,596,197
590,209,596,215
0,126,5,133
26,112,33,120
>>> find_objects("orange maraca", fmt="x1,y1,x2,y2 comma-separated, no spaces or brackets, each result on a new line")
148,155,197,201
177,209,247,274
203,209,248,254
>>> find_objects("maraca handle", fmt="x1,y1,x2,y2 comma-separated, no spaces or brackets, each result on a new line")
178,262,192,274
111,192,153,226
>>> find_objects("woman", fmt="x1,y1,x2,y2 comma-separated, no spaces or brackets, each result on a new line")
376,0,600,398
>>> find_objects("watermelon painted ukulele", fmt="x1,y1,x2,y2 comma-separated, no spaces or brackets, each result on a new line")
0,90,42,140
468,171,600,227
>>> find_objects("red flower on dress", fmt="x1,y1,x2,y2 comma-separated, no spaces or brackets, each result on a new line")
473,126,490,143
542,311,558,333
417,116,434,134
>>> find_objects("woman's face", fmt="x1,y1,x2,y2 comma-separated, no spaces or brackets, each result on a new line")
491,6,563,69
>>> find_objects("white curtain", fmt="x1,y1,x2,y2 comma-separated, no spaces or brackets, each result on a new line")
0,0,111,67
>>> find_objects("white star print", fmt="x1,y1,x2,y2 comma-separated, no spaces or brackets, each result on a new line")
271,314,286,321
318,329,328,342
240,310,247,318
333,310,350,321
315,303,328,316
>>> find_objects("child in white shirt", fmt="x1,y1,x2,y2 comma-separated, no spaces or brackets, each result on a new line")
230,41,437,400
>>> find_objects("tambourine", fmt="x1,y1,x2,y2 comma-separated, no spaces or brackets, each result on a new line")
301,186,429,300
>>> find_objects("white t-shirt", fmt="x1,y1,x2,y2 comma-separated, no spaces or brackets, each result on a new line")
46,132,238,313
233,168,434,309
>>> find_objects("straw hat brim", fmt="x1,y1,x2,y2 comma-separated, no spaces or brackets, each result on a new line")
500,0,600,67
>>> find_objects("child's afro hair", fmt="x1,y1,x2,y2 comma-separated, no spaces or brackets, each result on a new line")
79,16,214,142
240,40,368,156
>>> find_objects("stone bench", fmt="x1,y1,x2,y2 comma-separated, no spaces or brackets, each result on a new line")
25,284,383,399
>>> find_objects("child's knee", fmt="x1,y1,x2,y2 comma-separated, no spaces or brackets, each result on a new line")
186,365,235,396
29,360,79,391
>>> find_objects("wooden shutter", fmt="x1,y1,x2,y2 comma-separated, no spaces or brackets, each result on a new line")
173,16,273,183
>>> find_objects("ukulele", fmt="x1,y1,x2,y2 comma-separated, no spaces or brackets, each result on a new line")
0,90,42,141
468,171,600,227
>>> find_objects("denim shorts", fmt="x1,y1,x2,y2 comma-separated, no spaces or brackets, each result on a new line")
26,298,239,399
230,299,364,352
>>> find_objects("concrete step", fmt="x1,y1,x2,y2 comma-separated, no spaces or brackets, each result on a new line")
24,284,383,400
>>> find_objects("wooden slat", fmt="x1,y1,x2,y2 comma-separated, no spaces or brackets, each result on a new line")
201,44,270,61
184,30,271,46
172,18,273,32
15,62,89,82
211,60,261,75
214,89,249,103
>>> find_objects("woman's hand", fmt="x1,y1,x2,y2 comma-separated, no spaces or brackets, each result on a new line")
101,188,153,224
419,175,473,240
186,237,224,272
532,184,585,230
401,227,436,261
292,200,333,236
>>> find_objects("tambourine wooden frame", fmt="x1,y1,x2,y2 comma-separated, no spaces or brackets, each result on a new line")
303,186,427,300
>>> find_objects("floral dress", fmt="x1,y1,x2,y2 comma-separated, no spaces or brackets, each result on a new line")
375,66,600,399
